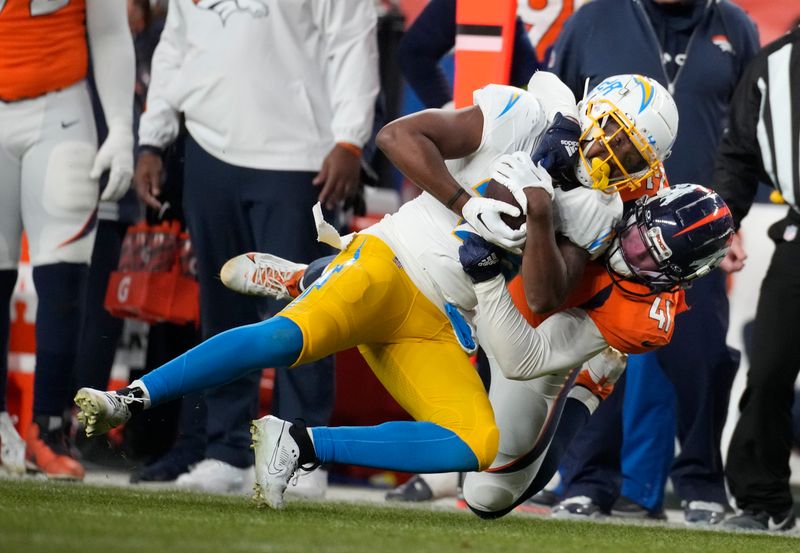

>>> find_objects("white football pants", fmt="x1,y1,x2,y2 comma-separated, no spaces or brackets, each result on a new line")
0,80,99,269
463,360,575,513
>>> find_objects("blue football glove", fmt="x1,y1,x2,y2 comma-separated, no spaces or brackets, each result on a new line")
531,112,582,188
459,233,506,283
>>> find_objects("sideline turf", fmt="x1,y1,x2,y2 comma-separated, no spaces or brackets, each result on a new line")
0,479,796,553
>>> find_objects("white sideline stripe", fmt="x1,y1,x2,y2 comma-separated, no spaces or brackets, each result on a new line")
110,363,131,382
455,35,503,53
757,77,777,189
767,42,795,206
8,353,35,374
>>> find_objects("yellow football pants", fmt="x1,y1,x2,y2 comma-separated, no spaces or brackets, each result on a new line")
279,234,498,469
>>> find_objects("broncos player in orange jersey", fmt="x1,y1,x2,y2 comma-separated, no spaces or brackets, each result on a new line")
458,176,733,517
0,0,134,479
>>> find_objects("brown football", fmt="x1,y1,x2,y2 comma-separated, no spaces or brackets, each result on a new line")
483,179,526,229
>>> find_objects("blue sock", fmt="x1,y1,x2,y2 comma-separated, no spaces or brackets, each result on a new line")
141,316,303,405
312,421,479,473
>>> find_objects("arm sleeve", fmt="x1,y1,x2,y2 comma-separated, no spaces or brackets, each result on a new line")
314,0,380,147
712,59,763,229
396,0,457,109
85,0,135,131
137,0,187,149
473,276,608,380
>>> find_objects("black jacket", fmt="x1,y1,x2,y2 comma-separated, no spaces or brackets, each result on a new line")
713,26,800,229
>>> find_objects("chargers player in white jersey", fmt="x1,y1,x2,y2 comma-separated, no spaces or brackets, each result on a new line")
74,73,678,509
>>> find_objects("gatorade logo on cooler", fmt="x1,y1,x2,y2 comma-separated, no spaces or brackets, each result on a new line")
118,275,131,303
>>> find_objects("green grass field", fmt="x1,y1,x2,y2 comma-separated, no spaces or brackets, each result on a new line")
0,479,797,553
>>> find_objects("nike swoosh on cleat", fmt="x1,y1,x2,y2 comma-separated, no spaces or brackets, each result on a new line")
266,422,287,476
768,514,793,531
61,120,79,129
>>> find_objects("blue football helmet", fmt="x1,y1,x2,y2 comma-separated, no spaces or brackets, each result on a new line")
606,183,734,292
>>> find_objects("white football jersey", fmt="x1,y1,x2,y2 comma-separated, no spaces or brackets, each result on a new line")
364,85,547,314
363,84,622,323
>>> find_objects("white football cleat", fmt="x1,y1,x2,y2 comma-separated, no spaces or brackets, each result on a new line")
251,415,300,509
220,252,307,300
175,459,255,494
0,411,26,476
74,388,139,437
287,467,328,500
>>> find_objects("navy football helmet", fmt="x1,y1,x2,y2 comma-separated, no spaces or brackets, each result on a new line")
606,183,734,292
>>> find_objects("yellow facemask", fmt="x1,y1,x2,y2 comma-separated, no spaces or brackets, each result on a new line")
578,99,661,194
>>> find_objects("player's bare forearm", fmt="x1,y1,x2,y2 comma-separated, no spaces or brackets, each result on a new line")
521,188,587,313
376,107,483,215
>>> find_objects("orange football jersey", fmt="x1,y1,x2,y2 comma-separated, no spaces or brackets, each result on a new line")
508,262,687,355
620,162,669,204
507,165,676,354
0,0,88,101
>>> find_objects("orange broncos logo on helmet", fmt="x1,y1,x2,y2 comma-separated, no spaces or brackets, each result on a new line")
193,0,269,24
673,204,732,238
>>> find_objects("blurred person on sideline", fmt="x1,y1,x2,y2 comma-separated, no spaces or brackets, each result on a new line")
546,0,758,525
714,24,800,533
130,0,379,495
396,0,539,111
0,0,134,479
74,0,157,412
73,0,196,470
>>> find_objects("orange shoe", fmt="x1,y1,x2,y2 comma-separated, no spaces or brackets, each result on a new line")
574,347,627,401
26,424,85,480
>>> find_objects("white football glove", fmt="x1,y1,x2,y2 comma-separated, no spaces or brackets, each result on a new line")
492,152,553,207
491,152,555,210
91,124,134,202
553,186,623,259
583,346,627,387
461,196,526,253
